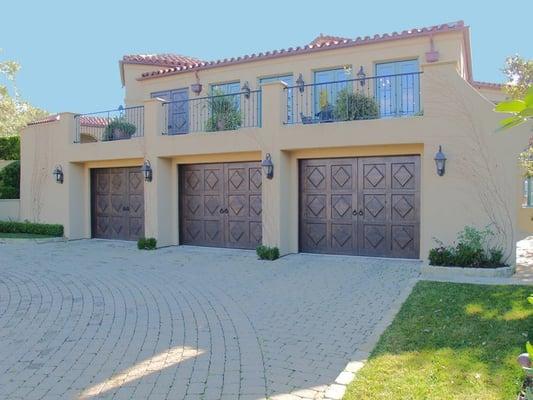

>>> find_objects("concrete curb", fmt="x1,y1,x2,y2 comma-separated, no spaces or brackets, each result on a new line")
322,277,419,400
0,237,66,245
421,264,514,279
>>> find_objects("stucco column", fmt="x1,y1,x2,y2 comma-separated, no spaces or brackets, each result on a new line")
260,81,293,254
142,98,175,246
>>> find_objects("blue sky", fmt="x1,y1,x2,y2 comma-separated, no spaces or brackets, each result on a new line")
1,0,531,114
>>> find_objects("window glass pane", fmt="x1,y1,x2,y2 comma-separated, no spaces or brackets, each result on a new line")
210,81,241,110
376,60,419,117
313,68,351,117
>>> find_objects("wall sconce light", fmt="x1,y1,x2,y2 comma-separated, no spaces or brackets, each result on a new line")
434,145,447,176
296,74,305,93
140,160,153,182
52,165,64,184
242,81,251,99
261,153,274,180
357,66,366,86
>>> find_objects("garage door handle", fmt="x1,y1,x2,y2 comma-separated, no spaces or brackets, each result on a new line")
123,206,130,211
353,210,363,216
220,208,229,214
358,210,364,216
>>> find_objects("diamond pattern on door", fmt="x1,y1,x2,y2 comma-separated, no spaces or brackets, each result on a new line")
300,156,419,258
91,167,145,241
180,162,261,249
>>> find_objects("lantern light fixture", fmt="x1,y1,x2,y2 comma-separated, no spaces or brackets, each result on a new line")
261,153,274,180
296,74,305,93
53,165,64,184
357,65,366,86
434,145,447,176
141,160,153,182
242,81,251,99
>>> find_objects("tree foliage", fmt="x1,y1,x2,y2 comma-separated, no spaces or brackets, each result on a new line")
502,55,533,100
494,85,533,130
0,160,20,199
0,50,48,137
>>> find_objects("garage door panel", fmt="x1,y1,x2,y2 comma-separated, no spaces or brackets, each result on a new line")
300,156,419,258
180,162,262,250
331,223,355,252
91,167,145,241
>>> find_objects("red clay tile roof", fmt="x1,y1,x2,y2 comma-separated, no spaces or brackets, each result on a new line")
122,54,205,68
135,21,468,81
471,80,504,90
27,114,60,126
309,34,351,47
27,115,110,127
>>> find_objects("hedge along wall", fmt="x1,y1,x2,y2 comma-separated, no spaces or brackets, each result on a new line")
0,136,20,160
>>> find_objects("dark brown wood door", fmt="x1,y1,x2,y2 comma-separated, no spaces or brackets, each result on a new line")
299,156,420,258
179,162,262,249
91,167,145,241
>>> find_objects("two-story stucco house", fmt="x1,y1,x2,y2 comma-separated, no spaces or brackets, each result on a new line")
20,21,530,263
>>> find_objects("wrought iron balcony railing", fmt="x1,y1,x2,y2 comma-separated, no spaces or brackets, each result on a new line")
161,90,261,135
74,106,144,143
284,72,422,125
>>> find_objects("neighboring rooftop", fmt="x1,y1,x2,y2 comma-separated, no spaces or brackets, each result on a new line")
126,20,469,81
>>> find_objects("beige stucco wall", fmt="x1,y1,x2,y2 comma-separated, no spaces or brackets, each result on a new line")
20,42,531,266
0,199,20,221
123,31,468,106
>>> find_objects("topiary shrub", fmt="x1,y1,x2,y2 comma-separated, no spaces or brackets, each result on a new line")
137,237,157,250
0,220,63,236
102,118,137,141
205,90,242,132
333,88,379,121
0,160,20,199
256,245,280,261
0,136,20,160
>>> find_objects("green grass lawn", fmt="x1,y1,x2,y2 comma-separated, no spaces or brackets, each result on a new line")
344,281,533,400
0,232,55,239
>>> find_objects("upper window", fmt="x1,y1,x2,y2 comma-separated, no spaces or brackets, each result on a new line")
313,68,351,119
210,81,241,95
260,75,294,123
525,177,533,207
375,60,420,117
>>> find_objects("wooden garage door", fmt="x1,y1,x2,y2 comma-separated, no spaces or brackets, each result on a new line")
299,156,420,258
179,162,262,249
91,167,145,240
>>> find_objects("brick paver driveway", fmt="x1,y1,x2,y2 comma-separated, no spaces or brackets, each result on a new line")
0,240,419,399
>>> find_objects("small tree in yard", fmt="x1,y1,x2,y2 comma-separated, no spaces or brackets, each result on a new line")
0,50,48,137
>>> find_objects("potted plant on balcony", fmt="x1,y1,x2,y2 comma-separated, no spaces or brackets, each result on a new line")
333,88,379,121
102,117,137,141
205,90,242,132
316,90,334,122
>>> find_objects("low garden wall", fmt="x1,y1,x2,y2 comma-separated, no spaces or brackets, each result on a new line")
0,199,20,221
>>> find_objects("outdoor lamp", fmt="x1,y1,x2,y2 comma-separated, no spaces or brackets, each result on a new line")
53,165,64,184
141,160,153,182
357,66,366,86
242,81,251,99
261,153,274,180
296,74,305,93
434,145,447,176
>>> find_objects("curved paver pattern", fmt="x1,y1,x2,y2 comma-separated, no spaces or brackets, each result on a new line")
0,240,419,399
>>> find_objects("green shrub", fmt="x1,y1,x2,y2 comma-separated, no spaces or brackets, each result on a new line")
333,88,379,121
256,245,280,261
102,118,136,141
428,246,455,266
0,136,20,160
429,226,505,268
0,220,63,236
137,237,157,250
205,90,242,132
0,160,20,199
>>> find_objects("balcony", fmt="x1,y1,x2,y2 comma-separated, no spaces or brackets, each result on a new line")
161,90,261,135
284,72,421,125
74,106,144,143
